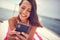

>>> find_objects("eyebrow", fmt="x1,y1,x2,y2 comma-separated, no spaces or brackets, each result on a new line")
22,5,31,9
28,8,31,11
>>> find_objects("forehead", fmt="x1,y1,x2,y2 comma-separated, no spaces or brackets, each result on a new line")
21,0,32,8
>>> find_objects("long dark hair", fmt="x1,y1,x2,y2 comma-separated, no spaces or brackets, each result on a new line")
18,0,43,27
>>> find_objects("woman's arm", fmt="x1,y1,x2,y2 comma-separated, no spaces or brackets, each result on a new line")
8,17,37,40
8,17,17,30
7,17,20,40
28,26,37,40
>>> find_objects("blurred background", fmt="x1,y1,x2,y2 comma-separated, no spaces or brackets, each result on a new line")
0,0,60,40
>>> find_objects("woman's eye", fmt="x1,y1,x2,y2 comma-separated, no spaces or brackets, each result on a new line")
28,10,31,12
21,7,25,9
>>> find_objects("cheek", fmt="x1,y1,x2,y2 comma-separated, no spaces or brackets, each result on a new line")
27,13,30,17
19,8,23,14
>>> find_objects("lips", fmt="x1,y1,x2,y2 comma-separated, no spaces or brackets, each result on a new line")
20,14,27,17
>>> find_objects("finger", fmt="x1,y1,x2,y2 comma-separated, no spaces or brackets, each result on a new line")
15,31,20,35
15,37,20,40
8,35,16,40
20,35,26,40
8,34,21,40
9,31,20,36
16,34,25,40
16,34,28,40
21,32,28,38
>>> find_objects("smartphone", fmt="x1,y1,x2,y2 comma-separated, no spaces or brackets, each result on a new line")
15,23,29,33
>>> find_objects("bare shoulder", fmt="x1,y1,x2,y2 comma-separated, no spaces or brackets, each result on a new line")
8,16,18,30
8,16,18,21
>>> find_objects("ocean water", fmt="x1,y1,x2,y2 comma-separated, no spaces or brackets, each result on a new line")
40,16,60,36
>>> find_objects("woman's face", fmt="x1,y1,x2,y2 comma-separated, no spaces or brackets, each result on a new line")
19,0,32,21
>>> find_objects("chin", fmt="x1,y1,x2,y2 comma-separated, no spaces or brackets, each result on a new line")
20,18,27,20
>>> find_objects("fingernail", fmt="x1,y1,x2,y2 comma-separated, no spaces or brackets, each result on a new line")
18,32,20,34
15,37,19,39
22,32,24,34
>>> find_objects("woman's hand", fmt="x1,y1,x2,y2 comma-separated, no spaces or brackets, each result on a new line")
8,30,20,40
8,30,29,40
16,32,29,40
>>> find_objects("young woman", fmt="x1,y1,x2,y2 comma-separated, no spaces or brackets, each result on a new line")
7,0,43,40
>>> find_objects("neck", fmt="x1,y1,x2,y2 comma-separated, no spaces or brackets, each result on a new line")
21,19,28,24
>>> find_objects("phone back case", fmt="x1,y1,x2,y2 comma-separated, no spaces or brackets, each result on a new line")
15,23,29,33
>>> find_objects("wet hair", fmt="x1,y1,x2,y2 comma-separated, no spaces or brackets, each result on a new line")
18,0,43,27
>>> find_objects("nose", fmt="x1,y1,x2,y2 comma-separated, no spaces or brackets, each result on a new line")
22,9,27,14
